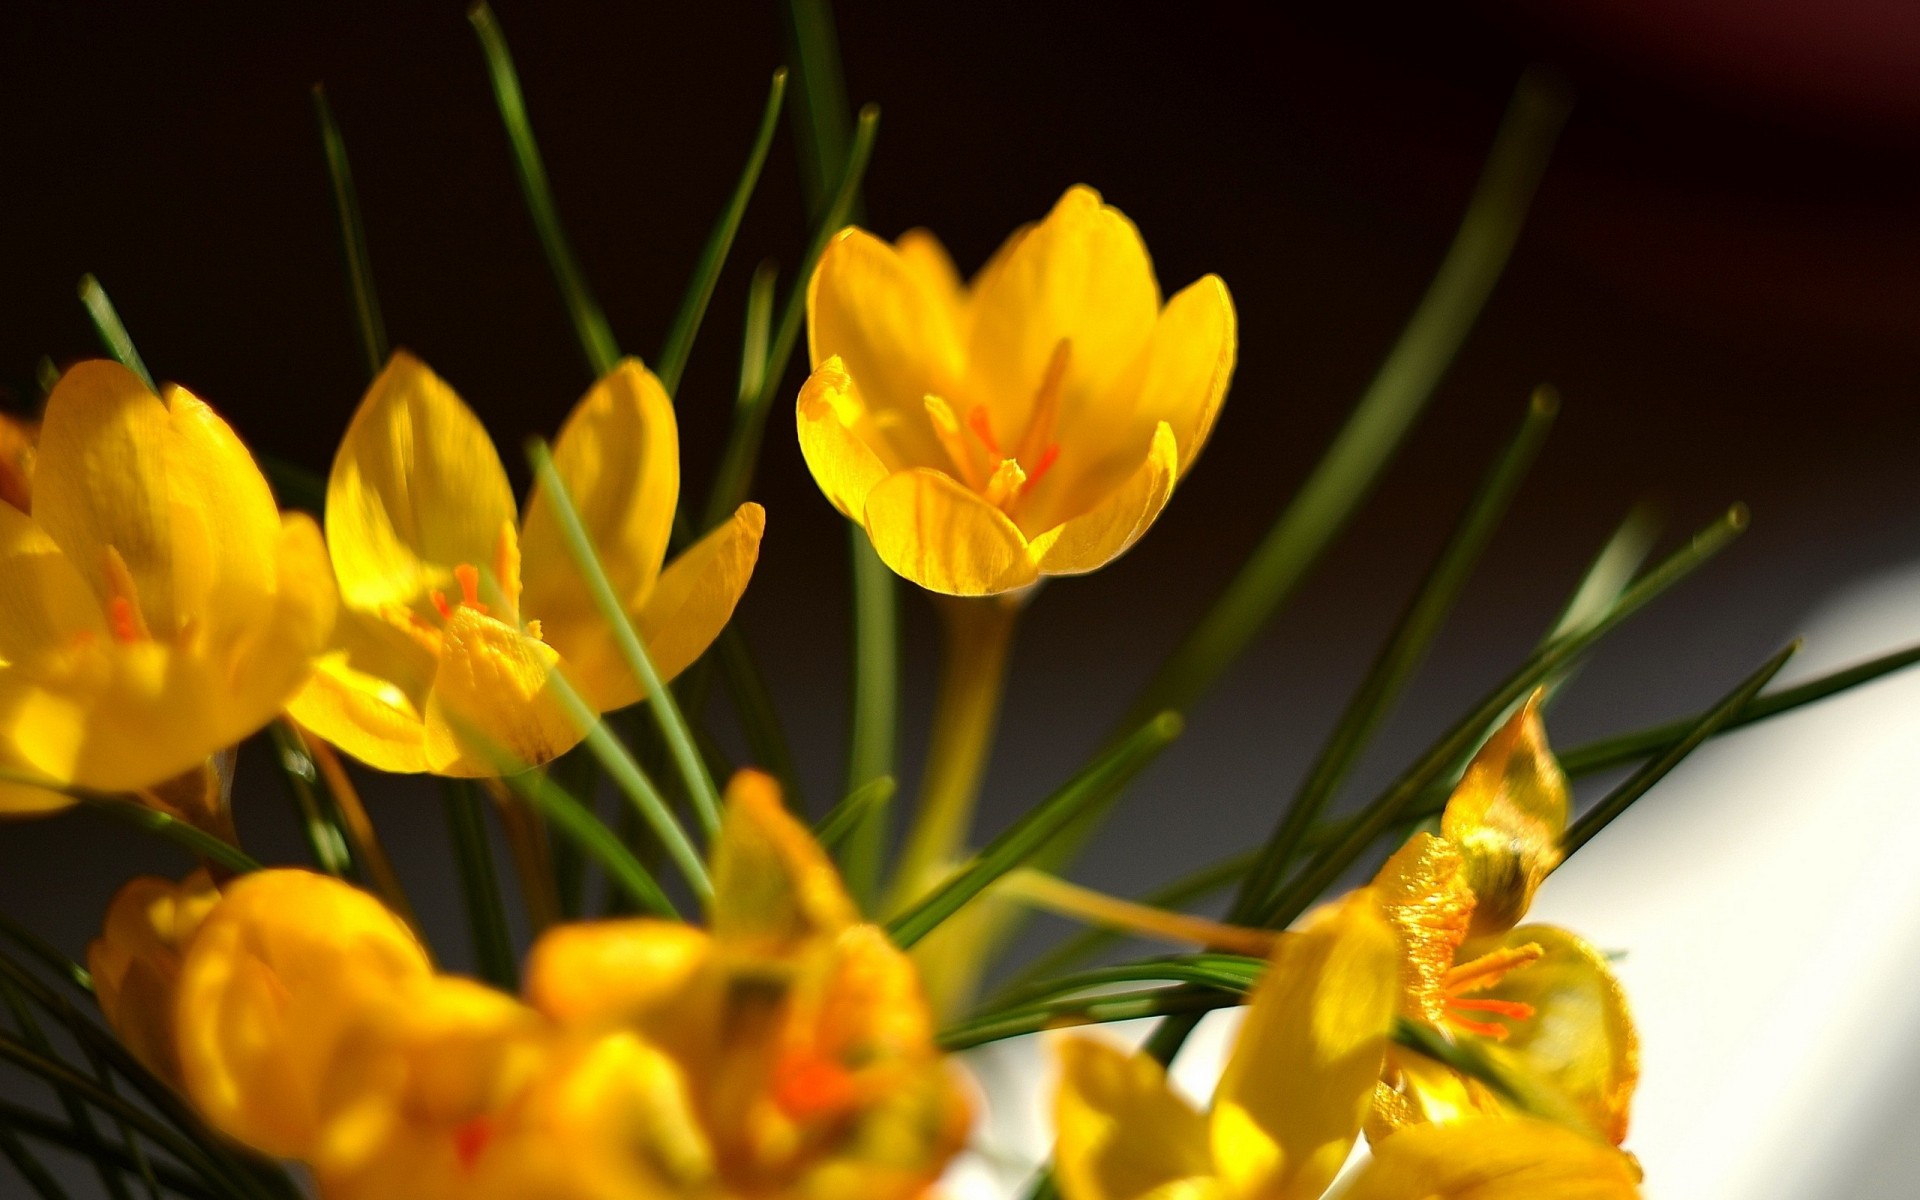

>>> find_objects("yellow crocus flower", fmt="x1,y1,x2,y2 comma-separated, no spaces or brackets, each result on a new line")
797,185,1236,595
0,407,33,514
1053,890,1641,1200
288,351,763,776
87,869,219,1088
0,362,335,815
1368,698,1639,1147
517,769,973,1199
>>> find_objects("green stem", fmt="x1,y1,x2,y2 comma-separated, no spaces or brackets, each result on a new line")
841,532,900,910
441,780,517,990
468,1,620,378
310,84,389,375
885,595,1021,916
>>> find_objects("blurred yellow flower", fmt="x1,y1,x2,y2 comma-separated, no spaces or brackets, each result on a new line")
0,362,335,816
0,407,34,514
87,869,219,1088
1368,697,1639,1147
1053,889,1640,1200
798,184,1236,595
289,351,763,776
517,769,972,1199
156,772,966,1199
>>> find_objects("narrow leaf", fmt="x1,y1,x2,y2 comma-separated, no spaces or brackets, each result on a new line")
814,775,895,852
495,767,677,919
310,83,389,376
441,780,517,991
76,275,155,391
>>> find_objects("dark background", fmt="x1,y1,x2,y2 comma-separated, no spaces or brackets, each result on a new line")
1,0,1916,1163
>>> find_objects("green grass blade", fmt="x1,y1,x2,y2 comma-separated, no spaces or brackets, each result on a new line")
0,1033,266,1200
989,851,1256,1002
1562,640,1798,856
440,780,517,991
841,533,900,910
76,275,155,390
0,916,91,996
540,670,711,901
1120,70,1571,731
266,723,353,876
468,2,621,378
1547,503,1661,645
656,71,788,395
310,84,389,376
0,1102,213,1200
545,746,598,919
715,625,805,805
1561,641,1920,778
0,1120,70,1200
527,438,721,834
778,0,857,217
937,985,1238,1053
1233,388,1558,924
78,1043,163,1200
888,714,1183,950
0,975,125,1200
700,104,878,532
977,954,1265,1018
815,775,895,852
1259,504,1747,929
496,767,677,918
74,794,261,875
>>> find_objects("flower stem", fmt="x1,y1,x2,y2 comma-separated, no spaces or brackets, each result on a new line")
886,594,1022,917
483,778,561,935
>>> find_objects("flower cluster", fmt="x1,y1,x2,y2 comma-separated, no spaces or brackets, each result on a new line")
92,771,970,1199
0,178,1660,1199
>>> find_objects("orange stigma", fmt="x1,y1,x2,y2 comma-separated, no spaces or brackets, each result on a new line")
431,564,489,620
966,404,1002,457
451,1115,495,1171
773,1054,858,1122
108,597,144,644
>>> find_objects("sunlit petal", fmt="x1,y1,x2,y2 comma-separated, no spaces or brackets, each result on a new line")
862,468,1037,596
1054,1037,1215,1200
1441,694,1570,936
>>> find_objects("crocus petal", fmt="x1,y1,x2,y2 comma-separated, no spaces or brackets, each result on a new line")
0,500,104,667
32,361,178,633
1211,888,1399,1200
1370,832,1475,1025
710,769,858,953
423,608,587,776
1441,694,1570,936
520,359,679,660
807,227,962,467
161,383,283,645
862,468,1037,596
595,501,767,709
326,352,516,614
796,359,894,521
1053,1037,1216,1200
1130,275,1236,477
1340,1117,1642,1199
895,228,969,331
1029,422,1177,574
524,919,713,1039
0,776,76,816
86,870,219,1087
1471,925,1640,1146
287,600,437,774
176,870,432,1159
962,186,1160,441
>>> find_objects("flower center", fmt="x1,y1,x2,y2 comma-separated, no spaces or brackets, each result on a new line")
430,564,488,621
1439,942,1542,1040
928,338,1071,517
101,545,151,643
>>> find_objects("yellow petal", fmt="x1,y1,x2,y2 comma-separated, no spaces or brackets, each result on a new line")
1470,925,1639,1146
520,359,680,670
807,226,962,469
862,468,1037,596
710,769,858,953
1370,833,1475,1026
796,358,895,521
540,502,763,717
895,228,967,323
1053,1037,1215,1200
962,186,1160,446
1441,695,1570,936
622,502,765,704
0,500,104,667
423,607,588,776
0,408,33,513
33,361,178,634
161,383,284,646
176,870,431,1159
86,869,219,1087
326,352,516,615
1341,1117,1642,1199
523,918,713,1037
287,600,439,774
1029,422,1177,574
0,774,76,816
1130,275,1236,477
1211,888,1398,1200
311,975,547,1188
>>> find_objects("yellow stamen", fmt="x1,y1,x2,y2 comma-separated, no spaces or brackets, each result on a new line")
1443,942,1544,996
998,868,1279,957
925,394,988,491
1013,338,1071,471
982,459,1028,510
